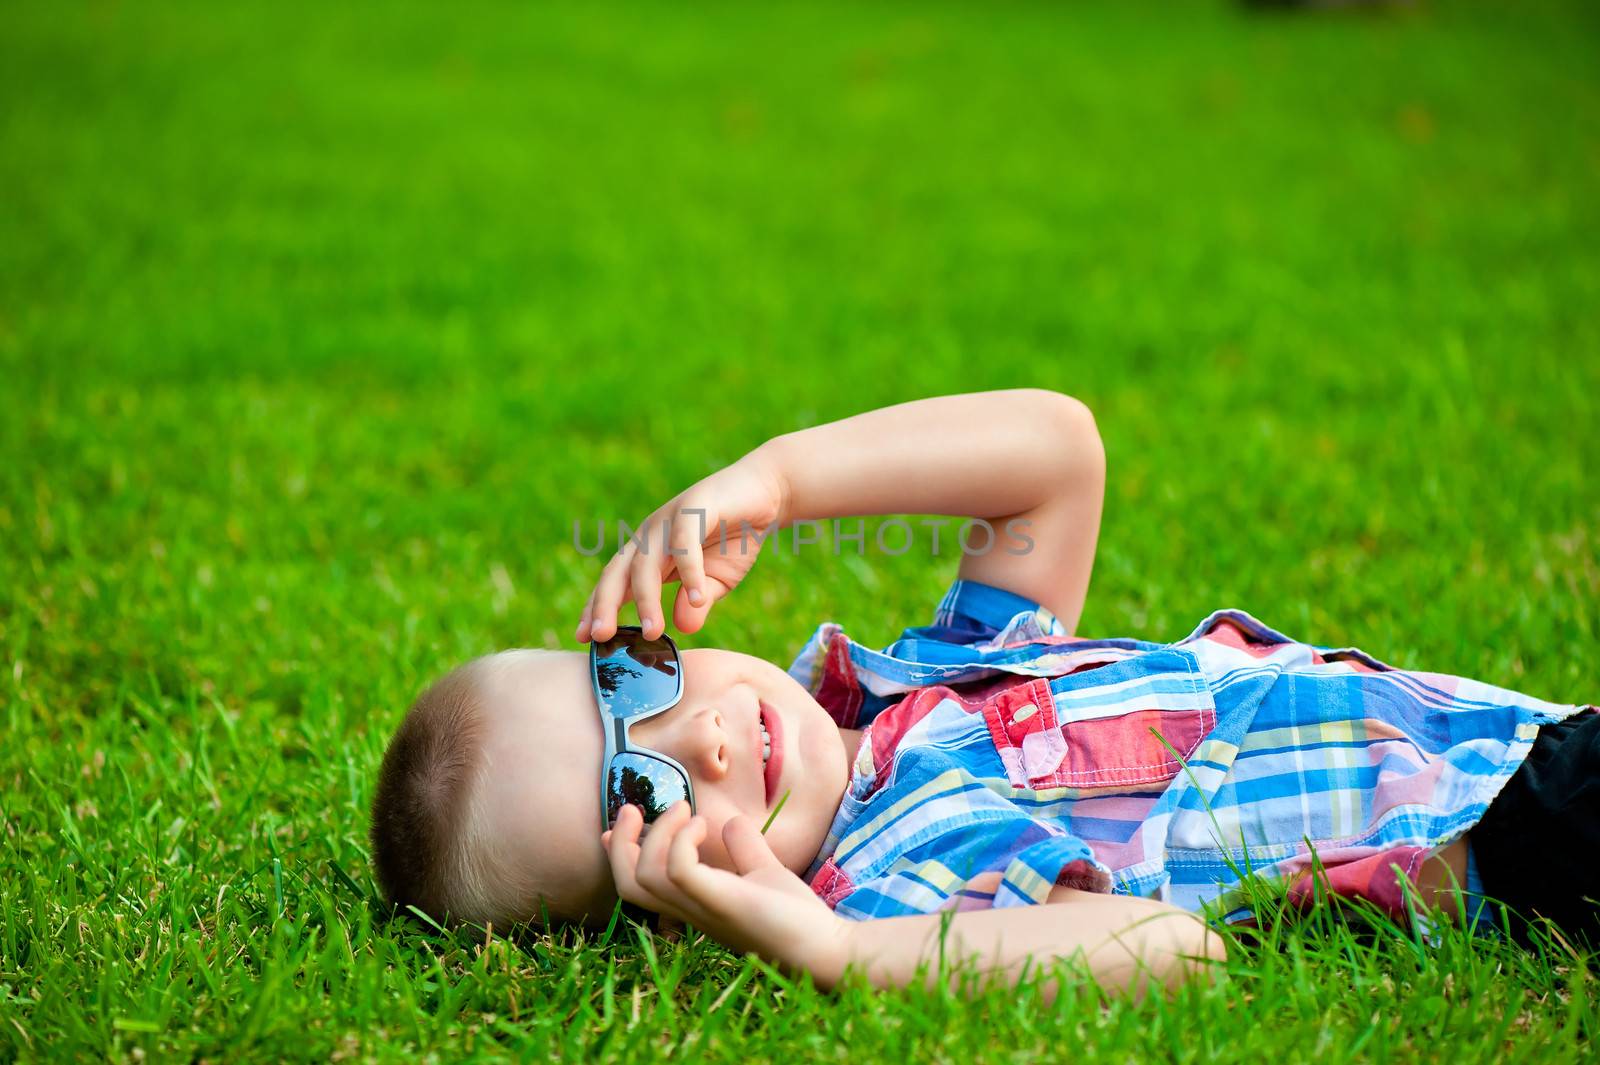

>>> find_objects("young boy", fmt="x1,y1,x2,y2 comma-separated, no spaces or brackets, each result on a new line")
368,389,1598,999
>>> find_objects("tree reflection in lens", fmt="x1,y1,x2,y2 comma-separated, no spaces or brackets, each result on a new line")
607,754,687,822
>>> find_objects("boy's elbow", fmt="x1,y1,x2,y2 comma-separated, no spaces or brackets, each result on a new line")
1056,393,1105,488
1113,911,1229,1001
1024,388,1097,434
1153,915,1229,996
1012,389,1103,486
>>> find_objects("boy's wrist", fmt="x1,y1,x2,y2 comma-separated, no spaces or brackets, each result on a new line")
794,912,858,992
744,436,796,529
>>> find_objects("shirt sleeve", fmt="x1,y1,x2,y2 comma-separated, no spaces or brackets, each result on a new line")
817,818,1114,921
895,577,1070,649
785,577,1075,731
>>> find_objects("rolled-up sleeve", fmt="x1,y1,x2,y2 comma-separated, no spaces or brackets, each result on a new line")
896,577,1069,649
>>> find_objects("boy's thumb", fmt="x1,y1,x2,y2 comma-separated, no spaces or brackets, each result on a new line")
673,577,726,634
724,816,782,875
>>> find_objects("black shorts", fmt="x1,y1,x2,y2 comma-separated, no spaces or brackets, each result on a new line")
1469,706,1600,950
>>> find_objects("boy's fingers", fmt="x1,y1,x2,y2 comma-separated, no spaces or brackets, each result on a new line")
664,815,708,873
607,806,707,926
667,508,709,611
664,817,714,896
635,504,701,641
629,806,717,926
723,815,785,876
589,544,638,642
605,803,646,852
633,800,692,889
671,577,720,635
603,806,674,915
575,590,598,643
630,534,666,640
665,817,732,916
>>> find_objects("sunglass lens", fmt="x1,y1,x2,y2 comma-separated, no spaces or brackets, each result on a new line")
605,752,690,825
593,633,681,719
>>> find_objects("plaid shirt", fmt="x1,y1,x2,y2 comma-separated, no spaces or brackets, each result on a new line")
786,579,1591,924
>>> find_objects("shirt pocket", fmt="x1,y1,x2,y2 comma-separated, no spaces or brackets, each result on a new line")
979,648,1217,793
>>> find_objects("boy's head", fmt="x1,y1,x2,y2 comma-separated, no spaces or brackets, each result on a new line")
369,643,853,929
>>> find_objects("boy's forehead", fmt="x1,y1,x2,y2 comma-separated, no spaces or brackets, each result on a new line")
493,648,601,745
480,650,612,901
479,650,607,808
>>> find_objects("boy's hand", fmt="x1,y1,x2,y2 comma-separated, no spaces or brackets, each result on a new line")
576,449,789,642
601,802,853,985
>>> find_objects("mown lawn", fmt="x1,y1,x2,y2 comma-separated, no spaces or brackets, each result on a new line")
2,0,1597,1059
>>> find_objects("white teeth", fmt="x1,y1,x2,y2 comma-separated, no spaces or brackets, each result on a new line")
760,720,771,765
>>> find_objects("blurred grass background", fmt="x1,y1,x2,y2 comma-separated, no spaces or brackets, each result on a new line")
2,0,1597,1059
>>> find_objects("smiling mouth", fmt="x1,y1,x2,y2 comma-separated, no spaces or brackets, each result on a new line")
759,701,783,806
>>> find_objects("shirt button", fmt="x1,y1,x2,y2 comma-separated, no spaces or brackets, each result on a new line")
1012,704,1038,725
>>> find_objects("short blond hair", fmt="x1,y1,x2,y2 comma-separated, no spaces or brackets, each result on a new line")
368,654,515,926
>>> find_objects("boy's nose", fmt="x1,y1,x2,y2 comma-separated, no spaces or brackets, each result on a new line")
683,710,732,781
638,708,731,782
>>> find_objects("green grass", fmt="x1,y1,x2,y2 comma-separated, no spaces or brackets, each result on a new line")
3,0,1598,1058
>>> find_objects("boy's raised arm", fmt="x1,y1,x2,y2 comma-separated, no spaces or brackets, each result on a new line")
757,388,1105,634
577,388,1104,643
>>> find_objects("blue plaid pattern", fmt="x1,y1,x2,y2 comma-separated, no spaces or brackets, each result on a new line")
787,579,1591,923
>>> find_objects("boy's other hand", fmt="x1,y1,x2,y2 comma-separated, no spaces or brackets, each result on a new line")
601,802,852,983
576,448,789,643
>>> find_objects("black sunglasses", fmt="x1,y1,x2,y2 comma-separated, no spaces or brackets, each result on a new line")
591,626,696,830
